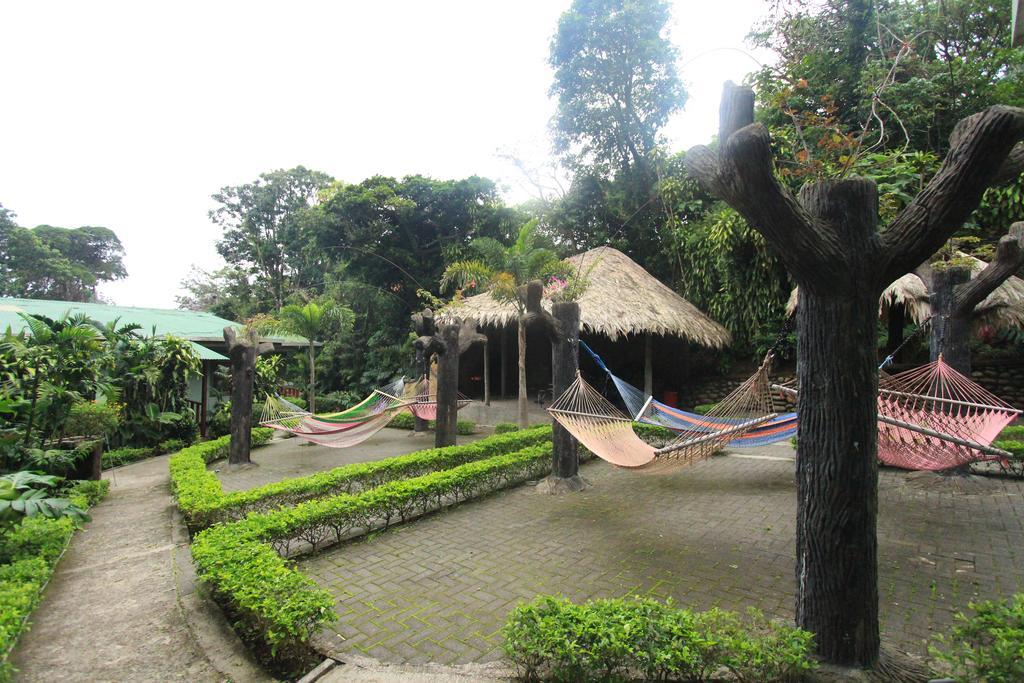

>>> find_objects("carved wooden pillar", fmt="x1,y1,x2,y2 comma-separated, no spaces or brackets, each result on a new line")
224,326,275,467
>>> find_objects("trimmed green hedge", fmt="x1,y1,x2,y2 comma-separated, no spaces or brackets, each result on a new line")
494,422,520,435
173,425,552,529
504,596,816,682
0,480,110,680
387,411,477,435
191,441,553,670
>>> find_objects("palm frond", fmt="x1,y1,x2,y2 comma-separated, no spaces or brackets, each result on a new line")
441,260,495,293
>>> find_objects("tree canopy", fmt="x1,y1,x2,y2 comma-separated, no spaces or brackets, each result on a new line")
0,205,127,302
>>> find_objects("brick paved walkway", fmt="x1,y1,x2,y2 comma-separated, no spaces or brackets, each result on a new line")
299,444,1024,666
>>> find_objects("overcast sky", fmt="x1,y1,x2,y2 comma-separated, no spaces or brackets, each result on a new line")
0,0,772,309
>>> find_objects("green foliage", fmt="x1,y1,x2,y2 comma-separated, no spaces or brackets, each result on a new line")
931,594,1024,683
172,425,551,528
385,412,476,435
0,478,106,678
101,446,154,469
0,472,89,526
64,401,120,439
494,422,520,435
693,404,716,416
0,213,127,302
504,596,816,682
188,440,553,668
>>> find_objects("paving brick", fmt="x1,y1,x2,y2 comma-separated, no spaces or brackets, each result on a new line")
297,451,1024,665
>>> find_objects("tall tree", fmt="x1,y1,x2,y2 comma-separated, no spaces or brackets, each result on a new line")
0,213,127,302
211,166,333,310
687,83,1023,667
264,298,354,413
549,0,686,175
442,221,568,427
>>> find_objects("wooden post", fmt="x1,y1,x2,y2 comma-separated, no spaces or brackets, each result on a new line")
411,309,435,433
500,325,508,398
434,322,460,447
483,339,491,406
526,282,587,492
200,360,210,438
224,327,275,468
644,334,653,397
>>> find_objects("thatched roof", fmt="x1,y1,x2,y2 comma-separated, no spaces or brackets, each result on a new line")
450,246,731,347
786,252,1024,328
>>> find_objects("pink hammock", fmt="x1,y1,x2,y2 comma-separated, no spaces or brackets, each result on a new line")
404,377,471,421
876,357,1020,471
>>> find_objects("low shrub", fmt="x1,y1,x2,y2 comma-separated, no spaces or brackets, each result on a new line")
64,401,120,439
930,593,1024,683
102,446,154,469
387,412,415,430
633,422,676,446
694,404,717,415
494,422,520,435
503,596,816,682
997,425,1024,441
157,438,185,454
191,441,553,674
385,412,476,435
0,479,108,679
173,425,552,528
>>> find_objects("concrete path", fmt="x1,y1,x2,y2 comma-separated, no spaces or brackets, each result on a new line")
10,455,270,682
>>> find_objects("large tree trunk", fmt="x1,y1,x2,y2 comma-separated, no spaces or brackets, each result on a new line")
224,327,275,468
517,316,528,427
929,267,973,375
548,301,583,488
435,322,460,447
228,342,257,467
795,288,880,666
308,342,316,414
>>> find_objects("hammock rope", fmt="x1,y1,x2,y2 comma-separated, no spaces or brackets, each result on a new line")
403,376,472,421
259,379,409,448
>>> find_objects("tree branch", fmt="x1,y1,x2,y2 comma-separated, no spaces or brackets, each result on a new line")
953,222,1024,315
881,106,1024,283
686,125,844,290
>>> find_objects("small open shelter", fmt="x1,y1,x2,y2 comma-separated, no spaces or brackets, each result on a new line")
0,297,308,436
453,247,731,403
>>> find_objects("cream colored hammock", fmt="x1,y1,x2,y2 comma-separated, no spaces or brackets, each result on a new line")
548,356,780,474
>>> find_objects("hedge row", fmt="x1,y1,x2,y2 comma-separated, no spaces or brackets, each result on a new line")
387,411,476,434
504,596,816,682
1,480,110,680
190,441,553,667
173,425,552,528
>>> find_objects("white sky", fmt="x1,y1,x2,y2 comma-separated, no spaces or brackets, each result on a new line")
0,0,772,309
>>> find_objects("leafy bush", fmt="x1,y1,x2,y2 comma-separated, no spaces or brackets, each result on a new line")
494,422,520,434
694,404,717,415
0,472,90,526
385,412,476,435
190,441,553,672
157,438,185,454
314,391,361,413
64,401,120,439
172,425,552,528
0,479,107,679
387,412,415,430
102,446,154,469
503,596,816,682
931,594,1024,683
997,425,1024,441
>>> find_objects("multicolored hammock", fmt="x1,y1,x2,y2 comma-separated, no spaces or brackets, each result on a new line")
549,356,782,474
402,376,472,421
581,342,798,448
259,379,408,448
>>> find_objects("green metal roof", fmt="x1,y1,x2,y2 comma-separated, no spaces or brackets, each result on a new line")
187,341,228,361
0,297,309,350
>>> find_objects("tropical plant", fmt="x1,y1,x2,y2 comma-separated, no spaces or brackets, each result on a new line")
0,471,89,526
260,299,354,413
442,220,570,426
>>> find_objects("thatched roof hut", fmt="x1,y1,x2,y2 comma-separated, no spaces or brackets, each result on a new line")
454,246,731,346
786,254,1024,329
451,246,730,397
